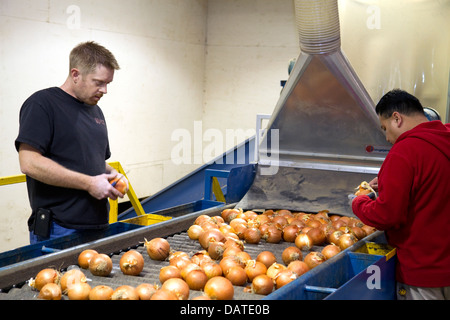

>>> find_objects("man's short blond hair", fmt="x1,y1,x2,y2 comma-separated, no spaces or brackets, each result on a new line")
69,41,120,75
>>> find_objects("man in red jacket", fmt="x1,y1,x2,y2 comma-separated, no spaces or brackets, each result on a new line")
351,89,450,300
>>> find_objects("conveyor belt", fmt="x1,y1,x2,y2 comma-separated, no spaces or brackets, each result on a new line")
0,229,328,300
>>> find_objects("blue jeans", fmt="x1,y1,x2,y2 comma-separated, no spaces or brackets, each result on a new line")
29,222,78,245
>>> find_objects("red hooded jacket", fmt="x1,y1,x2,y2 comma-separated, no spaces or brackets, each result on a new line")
352,120,450,287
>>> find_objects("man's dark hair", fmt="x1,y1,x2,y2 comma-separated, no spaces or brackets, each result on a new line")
375,89,424,118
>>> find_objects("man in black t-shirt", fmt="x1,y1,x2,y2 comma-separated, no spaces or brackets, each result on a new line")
15,42,126,244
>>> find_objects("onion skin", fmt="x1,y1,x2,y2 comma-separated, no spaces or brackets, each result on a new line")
32,268,60,291
281,246,302,265
187,225,204,240
282,225,300,242
161,278,190,300
201,262,223,279
67,282,91,300
287,260,310,277
256,251,277,269
244,260,267,282
204,276,234,300
78,249,98,269
225,266,248,286
145,238,171,261
112,285,139,300
89,253,113,277
185,270,208,290
304,252,326,269
120,250,144,276
135,283,157,300
275,270,298,289
321,244,341,260
307,227,326,246
60,269,87,293
266,263,287,280
251,274,273,295
338,233,357,250
199,229,226,249
38,283,62,300
89,285,114,300
295,233,313,251
150,289,178,300
159,265,182,284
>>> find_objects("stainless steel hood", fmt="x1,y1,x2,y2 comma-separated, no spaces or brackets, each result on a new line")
237,0,391,216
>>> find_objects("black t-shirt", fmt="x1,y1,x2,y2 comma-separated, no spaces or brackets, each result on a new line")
15,87,112,230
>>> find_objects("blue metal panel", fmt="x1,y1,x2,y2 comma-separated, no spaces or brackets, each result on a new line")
119,137,255,220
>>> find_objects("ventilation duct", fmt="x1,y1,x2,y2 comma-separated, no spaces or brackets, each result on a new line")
237,0,392,216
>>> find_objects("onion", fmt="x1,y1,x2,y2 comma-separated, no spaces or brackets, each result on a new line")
307,227,327,246
67,282,91,300
235,251,252,265
244,227,261,244
60,269,86,293
224,238,245,250
89,285,114,300
199,229,226,249
244,260,267,282
222,246,242,258
181,263,202,280
220,256,243,274
362,224,376,236
266,263,286,280
251,274,273,295
201,262,223,279
38,283,62,300
294,233,313,251
204,276,234,300
281,246,302,265
225,266,247,286
31,268,60,291
272,215,288,228
78,249,98,269
185,270,208,290
208,241,225,260
159,265,182,284
321,244,341,260
304,252,326,269
338,233,357,250
120,250,144,276
221,208,241,223
170,255,191,271
191,250,212,266
328,230,344,245
161,278,190,300
287,260,310,277
145,238,171,261
262,225,282,243
150,289,178,300
194,214,212,226
256,251,277,269
275,270,297,288
135,283,157,300
89,253,113,277
350,226,367,240
282,225,300,242
112,285,139,300
187,225,204,240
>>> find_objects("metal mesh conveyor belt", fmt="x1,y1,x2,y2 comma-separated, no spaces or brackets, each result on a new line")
0,230,325,300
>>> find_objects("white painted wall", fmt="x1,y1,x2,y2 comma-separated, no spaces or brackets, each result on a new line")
0,0,448,253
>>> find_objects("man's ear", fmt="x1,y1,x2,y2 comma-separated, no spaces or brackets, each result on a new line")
70,68,81,84
392,111,403,128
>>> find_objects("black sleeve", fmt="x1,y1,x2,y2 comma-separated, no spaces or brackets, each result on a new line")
15,96,53,154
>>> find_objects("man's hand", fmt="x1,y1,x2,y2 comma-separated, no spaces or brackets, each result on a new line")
87,173,124,201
